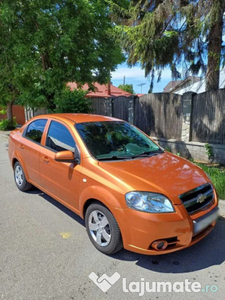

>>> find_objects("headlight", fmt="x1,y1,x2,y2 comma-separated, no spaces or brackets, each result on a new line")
125,192,175,213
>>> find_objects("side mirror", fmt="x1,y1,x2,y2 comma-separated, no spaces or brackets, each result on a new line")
54,149,80,164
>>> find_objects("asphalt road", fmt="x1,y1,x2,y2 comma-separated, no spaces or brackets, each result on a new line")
0,132,225,300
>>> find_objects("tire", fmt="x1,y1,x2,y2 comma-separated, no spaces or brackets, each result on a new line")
14,161,32,192
85,203,123,255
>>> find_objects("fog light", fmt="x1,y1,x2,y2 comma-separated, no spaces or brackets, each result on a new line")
151,240,168,250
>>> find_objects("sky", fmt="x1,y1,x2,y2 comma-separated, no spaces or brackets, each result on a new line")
111,62,173,94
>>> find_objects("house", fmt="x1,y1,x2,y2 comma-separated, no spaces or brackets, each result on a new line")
67,82,132,97
174,69,225,95
163,76,201,93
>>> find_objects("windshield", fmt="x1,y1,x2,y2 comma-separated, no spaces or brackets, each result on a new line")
75,121,161,160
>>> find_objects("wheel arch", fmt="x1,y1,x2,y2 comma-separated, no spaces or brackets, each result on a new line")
83,198,124,254
12,158,19,167
79,187,128,247
83,198,108,220
79,185,125,219
12,152,30,183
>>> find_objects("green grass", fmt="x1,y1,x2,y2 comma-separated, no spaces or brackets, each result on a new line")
195,163,225,200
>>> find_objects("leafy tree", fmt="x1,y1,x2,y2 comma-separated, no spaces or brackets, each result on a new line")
0,0,124,126
118,84,134,94
109,0,225,92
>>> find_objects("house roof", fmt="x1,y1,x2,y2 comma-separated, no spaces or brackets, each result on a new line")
163,80,183,93
67,82,132,98
163,76,201,93
175,69,225,95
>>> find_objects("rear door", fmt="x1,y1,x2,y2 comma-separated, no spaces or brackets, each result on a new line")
39,120,82,212
20,118,47,185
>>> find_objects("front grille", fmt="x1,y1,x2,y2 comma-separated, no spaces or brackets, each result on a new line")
179,183,214,214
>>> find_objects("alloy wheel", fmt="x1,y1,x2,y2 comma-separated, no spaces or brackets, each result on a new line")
15,165,24,187
88,210,111,246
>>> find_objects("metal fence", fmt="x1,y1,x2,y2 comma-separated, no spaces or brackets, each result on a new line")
89,94,182,140
134,93,182,139
90,96,132,122
24,89,225,145
89,89,225,145
90,97,112,117
191,89,225,144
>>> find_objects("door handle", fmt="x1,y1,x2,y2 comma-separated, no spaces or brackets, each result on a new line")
19,144,24,149
43,156,49,163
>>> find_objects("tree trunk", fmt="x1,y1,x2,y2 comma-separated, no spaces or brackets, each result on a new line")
206,0,224,91
6,100,14,127
47,94,56,111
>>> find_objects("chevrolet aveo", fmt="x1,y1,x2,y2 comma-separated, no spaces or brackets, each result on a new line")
8,114,219,255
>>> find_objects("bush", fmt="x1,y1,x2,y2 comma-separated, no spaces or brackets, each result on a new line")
0,118,17,130
54,88,91,113
0,109,6,115
195,163,225,200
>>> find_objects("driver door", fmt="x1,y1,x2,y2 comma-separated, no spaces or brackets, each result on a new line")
39,120,82,212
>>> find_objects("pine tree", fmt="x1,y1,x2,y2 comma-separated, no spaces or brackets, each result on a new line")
110,0,225,92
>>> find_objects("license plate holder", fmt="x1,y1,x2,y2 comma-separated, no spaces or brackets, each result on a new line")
193,207,219,235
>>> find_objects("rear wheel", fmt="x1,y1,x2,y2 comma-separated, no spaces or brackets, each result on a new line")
85,203,123,255
14,162,32,191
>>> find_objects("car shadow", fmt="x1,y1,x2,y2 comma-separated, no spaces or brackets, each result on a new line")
28,188,85,227
27,188,225,274
113,216,225,273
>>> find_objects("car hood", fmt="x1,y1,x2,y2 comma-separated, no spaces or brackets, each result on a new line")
98,152,209,204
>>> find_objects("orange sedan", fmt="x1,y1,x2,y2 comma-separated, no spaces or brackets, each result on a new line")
8,114,219,255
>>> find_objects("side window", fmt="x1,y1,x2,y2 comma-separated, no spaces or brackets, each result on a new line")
46,121,75,152
25,119,47,143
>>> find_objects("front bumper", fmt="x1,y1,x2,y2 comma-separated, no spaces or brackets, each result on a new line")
113,196,219,255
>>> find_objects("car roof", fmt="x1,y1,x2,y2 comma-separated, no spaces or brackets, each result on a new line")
37,113,122,124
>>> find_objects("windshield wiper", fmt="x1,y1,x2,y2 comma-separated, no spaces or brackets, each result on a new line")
131,149,164,159
98,155,131,161
97,149,164,161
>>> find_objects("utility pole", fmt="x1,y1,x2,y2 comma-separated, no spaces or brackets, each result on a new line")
123,76,125,85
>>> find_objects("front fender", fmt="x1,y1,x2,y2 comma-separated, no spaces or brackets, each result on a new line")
79,185,125,219
78,185,131,248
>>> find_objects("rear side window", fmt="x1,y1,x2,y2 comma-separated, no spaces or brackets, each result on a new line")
25,119,47,143
46,121,75,152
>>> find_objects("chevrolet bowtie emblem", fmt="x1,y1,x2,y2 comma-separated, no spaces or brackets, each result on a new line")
197,194,207,204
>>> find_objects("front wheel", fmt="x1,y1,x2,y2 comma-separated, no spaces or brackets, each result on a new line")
14,161,32,191
85,203,123,255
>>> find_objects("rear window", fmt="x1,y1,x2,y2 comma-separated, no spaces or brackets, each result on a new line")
25,119,47,143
